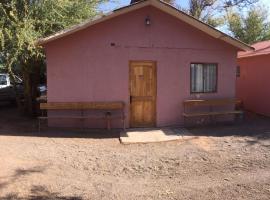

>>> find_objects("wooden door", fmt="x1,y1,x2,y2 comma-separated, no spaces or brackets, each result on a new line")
129,61,157,127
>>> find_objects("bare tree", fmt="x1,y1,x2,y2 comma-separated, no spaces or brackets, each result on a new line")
184,0,258,27
130,0,175,5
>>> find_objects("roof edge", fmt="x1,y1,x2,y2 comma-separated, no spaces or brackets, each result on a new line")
37,0,253,51
154,0,253,51
238,51,270,58
37,0,151,45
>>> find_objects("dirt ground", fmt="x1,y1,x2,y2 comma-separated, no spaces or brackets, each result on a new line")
0,104,269,200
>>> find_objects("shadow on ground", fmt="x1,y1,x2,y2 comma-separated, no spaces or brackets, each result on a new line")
1,185,83,200
0,128,121,139
186,113,270,147
0,105,120,139
187,115,270,135
0,103,270,141
0,166,47,191
0,165,83,199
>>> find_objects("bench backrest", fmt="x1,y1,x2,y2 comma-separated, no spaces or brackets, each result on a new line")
40,102,125,110
183,99,242,107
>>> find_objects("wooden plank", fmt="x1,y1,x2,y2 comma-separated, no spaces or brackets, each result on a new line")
39,101,126,131
39,116,124,119
183,99,242,107
183,110,243,117
40,101,125,110
129,61,157,127
38,116,106,119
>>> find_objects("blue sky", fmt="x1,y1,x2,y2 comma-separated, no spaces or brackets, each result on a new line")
99,0,270,13
98,0,270,34
99,0,190,12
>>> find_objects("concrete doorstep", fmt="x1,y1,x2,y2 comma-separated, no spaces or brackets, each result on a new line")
120,128,192,144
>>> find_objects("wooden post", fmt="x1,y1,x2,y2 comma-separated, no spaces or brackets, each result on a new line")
38,118,41,133
106,112,111,130
80,109,84,130
122,109,126,131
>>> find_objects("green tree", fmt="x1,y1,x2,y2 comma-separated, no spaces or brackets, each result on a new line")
182,0,258,27
227,8,270,44
130,0,258,27
0,0,105,115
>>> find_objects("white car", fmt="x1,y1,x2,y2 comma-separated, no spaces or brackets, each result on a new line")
0,73,23,103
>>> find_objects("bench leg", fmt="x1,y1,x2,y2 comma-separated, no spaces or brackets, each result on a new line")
79,118,85,131
80,110,85,131
38,118,47,133
106,112,111,131
242,111,245,121
236,112,244,123
107,119,111,131
122,118,126,131
184,116,190,127
234,114,237,123
183,116,191,127
38,119,41,133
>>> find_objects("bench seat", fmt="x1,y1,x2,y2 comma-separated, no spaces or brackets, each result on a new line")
183,110,243,117
38,102,126,131
183,98,243,126
38,115,124,120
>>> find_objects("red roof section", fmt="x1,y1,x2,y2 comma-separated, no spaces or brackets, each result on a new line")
238,40,270,58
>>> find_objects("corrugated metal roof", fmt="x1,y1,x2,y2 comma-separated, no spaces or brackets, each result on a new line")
238,40,270,58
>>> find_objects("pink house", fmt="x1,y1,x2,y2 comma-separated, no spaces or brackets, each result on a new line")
237,40,270,117
38,0,252,128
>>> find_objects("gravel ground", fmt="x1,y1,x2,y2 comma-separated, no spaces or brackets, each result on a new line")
0,104,269,200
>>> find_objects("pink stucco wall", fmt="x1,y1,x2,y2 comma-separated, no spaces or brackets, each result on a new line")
236,55,270,116
44,6,238,128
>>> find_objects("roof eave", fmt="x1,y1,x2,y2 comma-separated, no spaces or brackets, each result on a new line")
220,36,254,51
37,0,253,51
238,52,270,58
37,0,151,46
152,0,253,51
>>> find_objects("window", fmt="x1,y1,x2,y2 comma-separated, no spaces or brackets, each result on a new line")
0,75,7,85
191,63,217,93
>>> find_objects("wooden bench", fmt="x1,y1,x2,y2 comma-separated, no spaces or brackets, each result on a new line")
38,102,126,131
183,99,243,125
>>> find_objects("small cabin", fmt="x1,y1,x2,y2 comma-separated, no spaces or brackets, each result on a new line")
38,0,252,128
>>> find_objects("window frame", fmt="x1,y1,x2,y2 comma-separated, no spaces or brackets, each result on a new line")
190,63,218,94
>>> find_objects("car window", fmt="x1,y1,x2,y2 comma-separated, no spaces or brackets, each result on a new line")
0,75,7,85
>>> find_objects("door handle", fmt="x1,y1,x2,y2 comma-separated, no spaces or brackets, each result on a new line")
130,96,133,102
